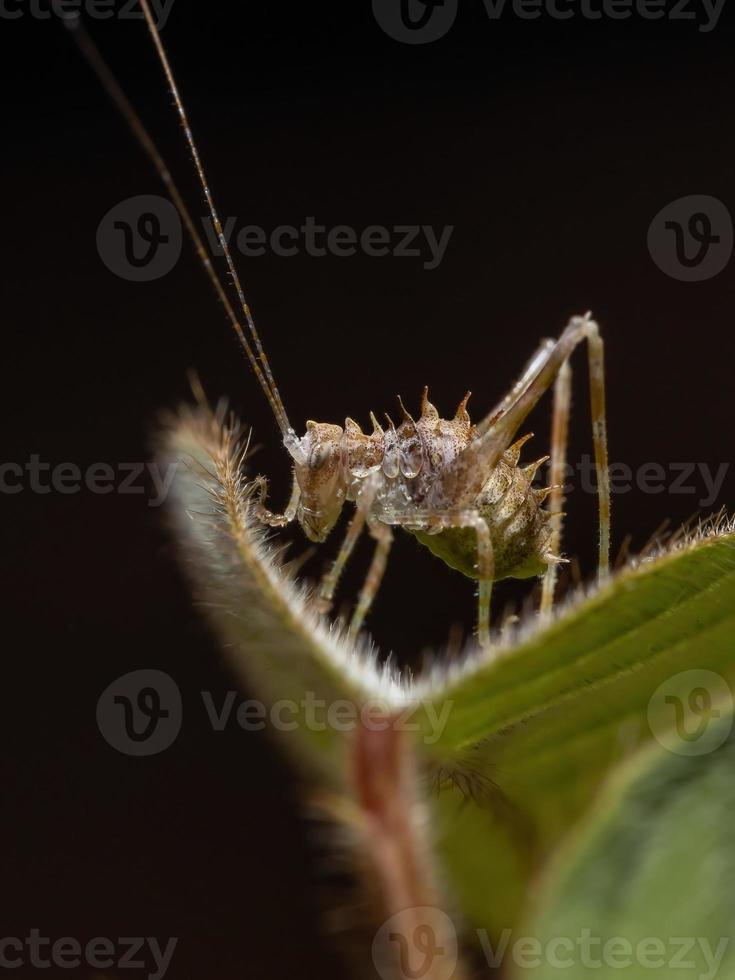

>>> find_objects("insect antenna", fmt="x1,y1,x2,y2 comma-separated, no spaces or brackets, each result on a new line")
135,0,293,435
58,2,297,444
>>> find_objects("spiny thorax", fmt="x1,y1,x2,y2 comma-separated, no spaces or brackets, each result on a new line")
340,391,558,581
342,387,475,502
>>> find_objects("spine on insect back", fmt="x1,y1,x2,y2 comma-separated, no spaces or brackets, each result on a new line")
342,388,475,497
340,387,557,581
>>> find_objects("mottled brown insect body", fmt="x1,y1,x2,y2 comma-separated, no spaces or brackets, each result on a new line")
300,389,555,585
411,439,554,583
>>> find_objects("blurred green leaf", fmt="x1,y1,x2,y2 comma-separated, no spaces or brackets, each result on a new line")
420,531,735,936
513,708,735,979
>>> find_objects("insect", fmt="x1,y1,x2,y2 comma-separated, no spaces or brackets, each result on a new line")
69,0,611,648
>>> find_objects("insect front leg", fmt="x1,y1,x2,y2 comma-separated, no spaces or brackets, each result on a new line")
316,473,380,616
253,473,301,527
348,518,394,639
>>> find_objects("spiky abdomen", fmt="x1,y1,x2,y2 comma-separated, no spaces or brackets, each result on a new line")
410,453,554,581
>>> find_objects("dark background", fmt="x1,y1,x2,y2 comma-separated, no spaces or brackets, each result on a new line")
3,1,735,977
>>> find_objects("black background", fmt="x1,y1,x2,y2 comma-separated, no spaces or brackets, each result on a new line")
3,0,735,977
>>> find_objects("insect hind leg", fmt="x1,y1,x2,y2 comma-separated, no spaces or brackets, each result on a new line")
428,510,495,648
540,360,572,614
390,508,495,648
584,319,611,581
464,512,494,648
450,314,610,586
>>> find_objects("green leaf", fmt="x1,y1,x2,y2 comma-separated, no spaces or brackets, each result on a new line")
160,403,735,941
417,528,735,935
513,709,735,980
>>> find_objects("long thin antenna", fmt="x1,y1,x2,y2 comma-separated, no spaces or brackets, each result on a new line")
57,3,293,437
136,0,293,436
